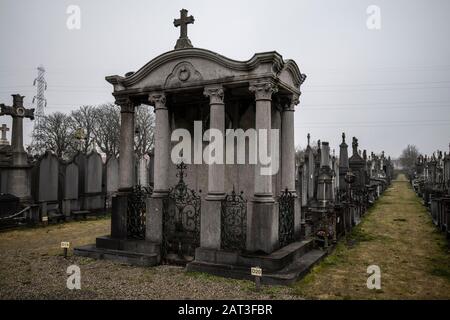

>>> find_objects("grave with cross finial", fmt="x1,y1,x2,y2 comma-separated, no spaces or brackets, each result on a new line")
0,94,34,202
0,124,10,145
173,8,195,49
0,94,34,154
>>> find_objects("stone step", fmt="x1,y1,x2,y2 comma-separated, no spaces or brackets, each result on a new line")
186,248,327,286
239,239,315,271
262,249,327,285
193,239,316,273
74,244,159,267
95,235,160,255
71,210,91,219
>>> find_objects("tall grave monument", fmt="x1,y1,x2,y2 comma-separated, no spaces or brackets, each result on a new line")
0,94,34,203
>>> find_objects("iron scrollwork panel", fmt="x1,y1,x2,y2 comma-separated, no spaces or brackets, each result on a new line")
162,162,201,259
127,185,152,240
279,188,295,247
221,188,247,251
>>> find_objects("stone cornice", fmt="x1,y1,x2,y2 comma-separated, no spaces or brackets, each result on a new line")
106,48,304,89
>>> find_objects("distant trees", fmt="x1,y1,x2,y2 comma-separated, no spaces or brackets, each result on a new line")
30,112,75,159
399,144,420,172
29,103,155,160
91,103,121,157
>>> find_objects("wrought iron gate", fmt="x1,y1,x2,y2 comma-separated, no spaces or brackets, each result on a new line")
221,188,247,251
162,162,201,261
127,185,152,240
278,188,295,247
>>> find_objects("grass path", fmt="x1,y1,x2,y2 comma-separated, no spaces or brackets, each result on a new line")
294,174,450,299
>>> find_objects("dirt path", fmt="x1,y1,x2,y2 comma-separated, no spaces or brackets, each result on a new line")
0,174,449,299
0,218,295,299
294,174,450,299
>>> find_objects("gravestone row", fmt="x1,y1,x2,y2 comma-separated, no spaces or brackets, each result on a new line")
0,104,154,225
411,147,450,240
295,133,394,247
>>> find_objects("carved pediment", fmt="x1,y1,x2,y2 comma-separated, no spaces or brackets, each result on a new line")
164,61,203,88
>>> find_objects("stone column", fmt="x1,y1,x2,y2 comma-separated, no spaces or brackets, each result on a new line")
146,92,169,245
281,96,298,192
149,92,169,196
250,81,277,201
281,95,301,238
201,85,225,249
248,81,278,253
118,99,135,191
111,98,135,239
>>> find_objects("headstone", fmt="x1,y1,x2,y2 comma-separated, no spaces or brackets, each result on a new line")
31,151,59,217
105,155,119,208
61,160,79,217
84,150,104,211
137,155,149,187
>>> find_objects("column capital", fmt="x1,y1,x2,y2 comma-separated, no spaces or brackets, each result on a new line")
290,94,300,109
279,94,299,112
116,97,135,113
148,92,167,110
249,81,278,101
203,85,224,105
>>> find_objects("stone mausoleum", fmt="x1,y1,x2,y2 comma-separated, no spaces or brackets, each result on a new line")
75,9,323,284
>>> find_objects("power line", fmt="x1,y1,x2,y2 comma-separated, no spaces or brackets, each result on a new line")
32,65,47,133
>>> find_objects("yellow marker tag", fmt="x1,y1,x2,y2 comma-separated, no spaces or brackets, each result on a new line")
251,267,262,277
61,242,70,249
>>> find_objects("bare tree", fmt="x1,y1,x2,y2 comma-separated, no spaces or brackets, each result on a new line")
30,112,75,159
29,103,155,160
91,103,121,157
399,144,420,172
134,105,155,157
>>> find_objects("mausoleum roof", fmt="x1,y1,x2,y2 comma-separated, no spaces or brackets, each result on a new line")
106,47,305,97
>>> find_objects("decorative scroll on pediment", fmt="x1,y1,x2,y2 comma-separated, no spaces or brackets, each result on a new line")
164,61,203,88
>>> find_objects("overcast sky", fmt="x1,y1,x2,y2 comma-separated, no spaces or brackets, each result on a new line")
0,0,449,158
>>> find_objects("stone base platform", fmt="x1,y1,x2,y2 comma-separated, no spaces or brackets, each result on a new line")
74,235,160,267
186,239,328,286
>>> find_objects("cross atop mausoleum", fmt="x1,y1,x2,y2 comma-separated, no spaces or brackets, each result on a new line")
173,9,195,50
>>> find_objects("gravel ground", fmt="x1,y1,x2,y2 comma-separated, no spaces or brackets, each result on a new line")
0,218,298,300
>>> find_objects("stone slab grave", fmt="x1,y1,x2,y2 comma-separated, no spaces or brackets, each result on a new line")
83,150,104,213
61,160,80,218
31,151,62,222
104,155,119,209
74,9,330,285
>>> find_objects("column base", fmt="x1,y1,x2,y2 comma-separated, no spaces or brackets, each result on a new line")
111,193,128,239
247,200,279,253
152,189,169,198
253,193,275,203
146,196,165,243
